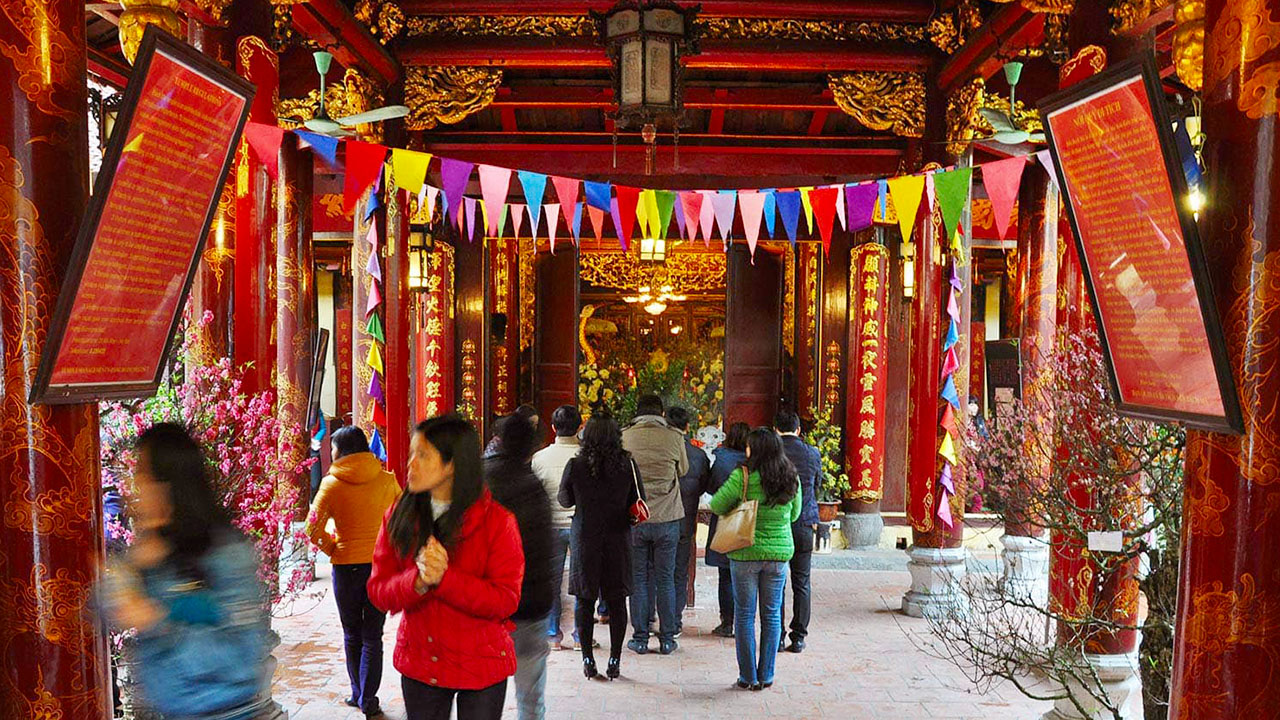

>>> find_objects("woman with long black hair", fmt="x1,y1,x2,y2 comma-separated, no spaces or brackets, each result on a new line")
708,427,801,691
100,423,271,720
558,414,643,681
368,415,524,720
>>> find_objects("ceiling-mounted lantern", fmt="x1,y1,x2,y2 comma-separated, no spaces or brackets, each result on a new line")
593,0,701,174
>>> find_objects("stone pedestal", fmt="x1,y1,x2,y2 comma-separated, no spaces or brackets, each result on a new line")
902,545,967,618
1041,651,1142,720
1001,533,1050,606
842,512,884,548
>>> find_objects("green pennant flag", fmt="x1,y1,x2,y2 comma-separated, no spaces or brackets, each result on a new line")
366,312,385,343
934,167,973,242
654,190,677,240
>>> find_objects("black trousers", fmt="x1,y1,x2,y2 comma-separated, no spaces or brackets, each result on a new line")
576,591,628,659
717,567,734,625
780,524,814,643
332,563,385,712
402,676,507,720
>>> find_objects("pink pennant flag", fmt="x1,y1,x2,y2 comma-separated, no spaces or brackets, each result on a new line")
710,191,737,243
832,184,847,231
464,197,477,241
551,176,579,231
544,202,560,254
941,346,960,377
937,483,954,529
366,279,382,316
511,203,526,239
587,205,606,242
243,123,285,180
925,172,937,216
738,190,767,260
1037,149,1058,188
947,288,961,321
981,156,1027,240
697,191,716,247
679,191,704,242
366,222,378,248
477,165,513,237
425,186,440,224
417,184,429,222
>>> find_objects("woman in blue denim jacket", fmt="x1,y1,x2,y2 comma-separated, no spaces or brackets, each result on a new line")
102,423,271,720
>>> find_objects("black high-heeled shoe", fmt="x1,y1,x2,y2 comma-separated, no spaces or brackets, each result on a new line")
606,656,620,679
583,656,599,679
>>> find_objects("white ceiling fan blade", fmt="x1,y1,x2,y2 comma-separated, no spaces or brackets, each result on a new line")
979,107,1019,133
993,130,1031,145
1027,132,1047,144
338,105,410,126
304,116,345,134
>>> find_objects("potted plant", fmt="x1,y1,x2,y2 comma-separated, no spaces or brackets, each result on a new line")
806,404,850,522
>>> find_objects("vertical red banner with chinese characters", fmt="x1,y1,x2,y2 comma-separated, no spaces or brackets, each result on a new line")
847,243,890,502
969,322,986,416
416,241,454,419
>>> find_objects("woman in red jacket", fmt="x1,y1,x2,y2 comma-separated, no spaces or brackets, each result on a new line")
368,414,525,720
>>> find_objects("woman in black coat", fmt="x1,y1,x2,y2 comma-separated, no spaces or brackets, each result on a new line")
558,414,642,681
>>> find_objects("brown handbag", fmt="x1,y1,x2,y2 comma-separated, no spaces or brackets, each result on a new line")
710,466,757,554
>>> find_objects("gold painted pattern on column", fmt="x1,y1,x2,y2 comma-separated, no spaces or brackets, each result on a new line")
0,1,78,119
1177,573,1280,718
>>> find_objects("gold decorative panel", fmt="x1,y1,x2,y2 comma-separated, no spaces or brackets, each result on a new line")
828,72,925,138
578,252,726,294
406,15,926,43
404,66,503,130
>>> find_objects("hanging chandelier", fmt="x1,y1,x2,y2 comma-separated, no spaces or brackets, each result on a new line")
623,284,687,315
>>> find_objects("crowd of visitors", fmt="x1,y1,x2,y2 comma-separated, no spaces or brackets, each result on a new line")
104,399,822,719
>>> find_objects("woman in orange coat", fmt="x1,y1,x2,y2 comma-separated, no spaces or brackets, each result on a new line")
305,425,401,717
368,415,524,720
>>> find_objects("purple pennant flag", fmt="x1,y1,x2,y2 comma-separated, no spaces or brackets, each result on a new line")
673,195,687,239
610,198,627,250
366,247,382,282
464,197,477,242
571,201,583,245
440,158,474,228
1037,149,1059,188
368,370,385,403
845,183,878,234
939,462,955,494
950,268,964,292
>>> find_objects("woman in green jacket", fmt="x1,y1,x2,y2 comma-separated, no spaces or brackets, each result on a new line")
708,428,801,691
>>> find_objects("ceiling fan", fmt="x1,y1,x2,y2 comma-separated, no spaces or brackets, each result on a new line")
284,50,409,137
979,61,1047,145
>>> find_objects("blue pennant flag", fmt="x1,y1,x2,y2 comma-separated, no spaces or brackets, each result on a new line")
370,428,387,462
941,375,961,409
364,184,381,221
776,190,802,245
295,130,341,170
584,181,612,212
517,170,548,232
762,189,777,238
572,201,584,244
877,179,888,217
943,318,959,350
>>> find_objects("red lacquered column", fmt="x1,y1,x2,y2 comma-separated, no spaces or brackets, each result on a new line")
1170,1,1280,716
275,135,315,512
0,1,111,715
844,241,889,547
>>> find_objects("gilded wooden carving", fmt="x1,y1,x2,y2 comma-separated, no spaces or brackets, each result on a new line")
946,78,986,158
829,72,926,138
404,66,502,130
1109,0,1173,34
118,0,181,63
278,68,386,141
577,251,726,294
1173,0,1205,90
355,0,405,44
406,14,926,43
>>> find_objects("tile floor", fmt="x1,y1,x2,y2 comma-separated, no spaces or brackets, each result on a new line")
271,562,1052,719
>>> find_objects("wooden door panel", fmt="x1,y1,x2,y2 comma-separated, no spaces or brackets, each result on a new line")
724,245,783,428
534,249,579,437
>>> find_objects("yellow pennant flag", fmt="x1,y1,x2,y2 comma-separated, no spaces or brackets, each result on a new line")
938,431,958,465
799,186,815,234
643,190,661,238
366,342,384,374
391,149,432,194
887,175,927,243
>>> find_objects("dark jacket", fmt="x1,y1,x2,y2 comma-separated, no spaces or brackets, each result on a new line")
677,438,711,539
781,435,823,527
705,446,747,568
485,454,555,621
558,453,643,599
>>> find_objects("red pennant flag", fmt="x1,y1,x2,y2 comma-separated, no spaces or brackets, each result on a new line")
940,403,958,439
809,186,840,255
551,176,580,231
244,123,285,180
587,205,606,242
373,400,387,428
981,156,1027,240
344,140,389,214
679,191,704,242
614,186,641,246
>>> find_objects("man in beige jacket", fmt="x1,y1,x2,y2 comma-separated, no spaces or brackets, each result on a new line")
621,395,689,656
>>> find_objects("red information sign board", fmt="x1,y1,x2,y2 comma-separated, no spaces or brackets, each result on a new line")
1040,56,1241,432
31,28,253,403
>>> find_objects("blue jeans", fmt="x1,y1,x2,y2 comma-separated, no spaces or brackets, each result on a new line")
730,559,788,686
647,530,694,631
332,563,386,713
547,528,571,641
630,519,680,643
511,618,548,720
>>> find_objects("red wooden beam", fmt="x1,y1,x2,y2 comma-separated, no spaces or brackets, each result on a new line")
292,0,401,85
420,136,904,182
807,110,829,136
401,0,935,22
400,37,930,71
493,84,835,111
88,47,130,88
937,4,1045,93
